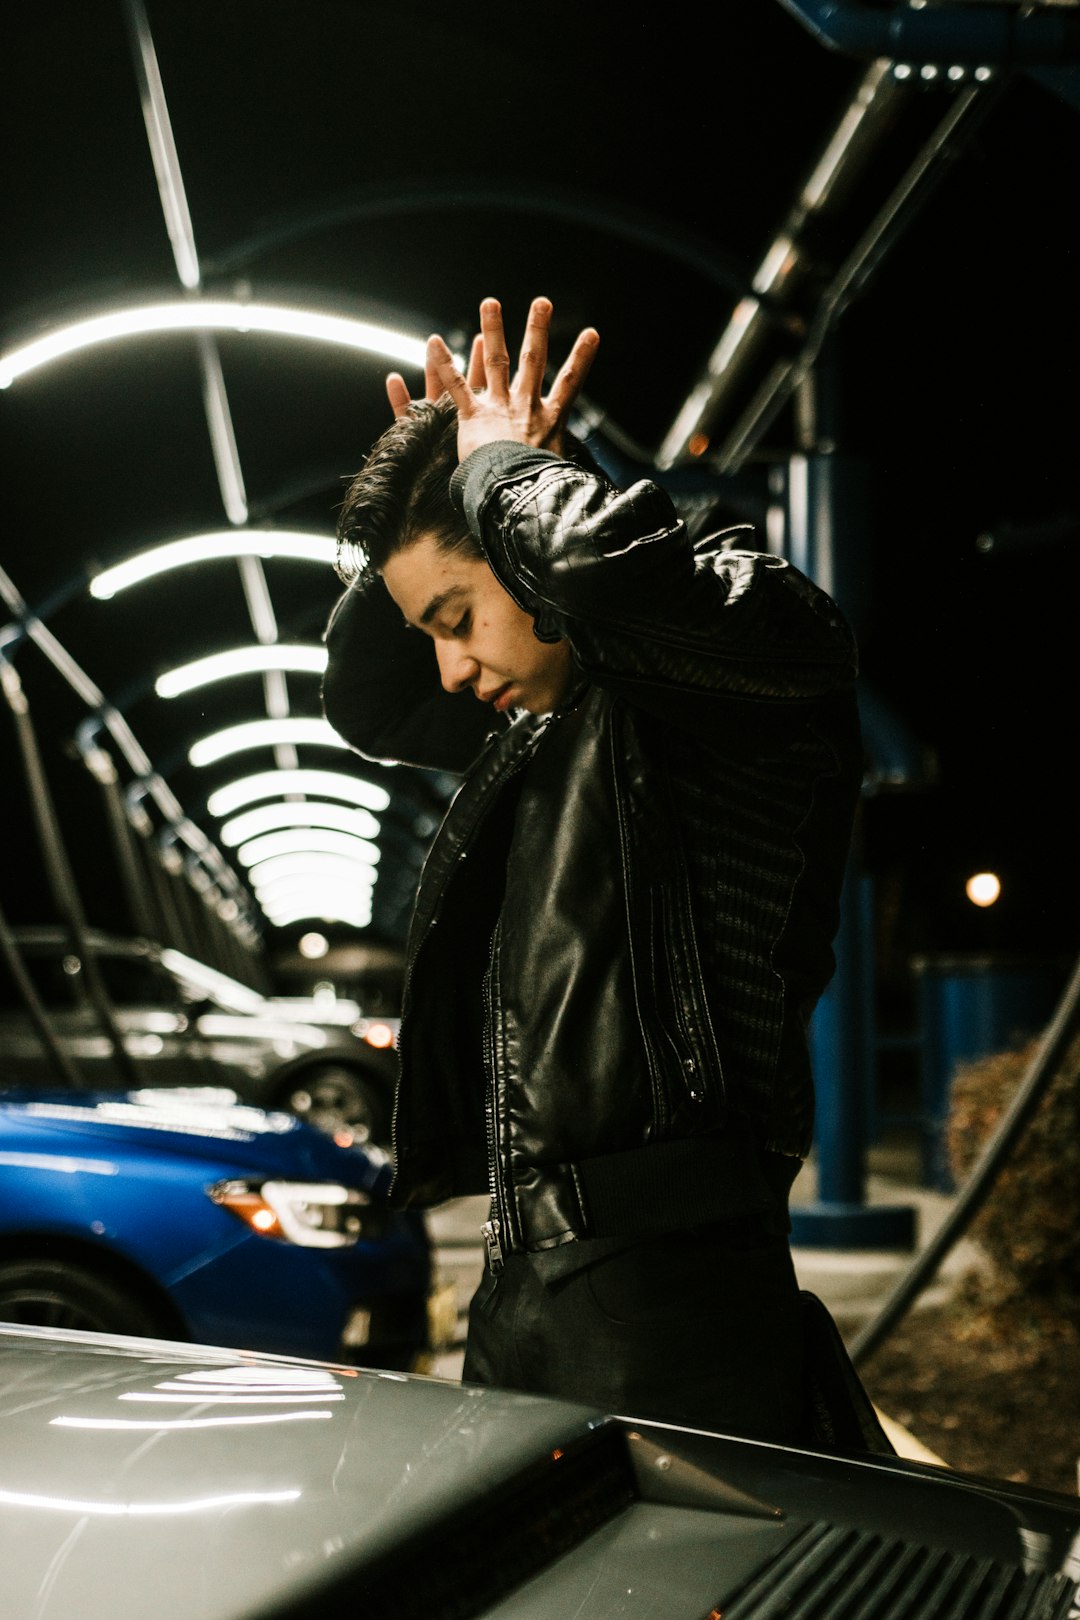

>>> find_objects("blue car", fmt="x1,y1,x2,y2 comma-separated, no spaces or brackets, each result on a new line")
0,1087,432,1369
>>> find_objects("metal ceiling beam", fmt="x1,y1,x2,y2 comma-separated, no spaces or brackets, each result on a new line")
777,0,1080,67
656,61,1003,471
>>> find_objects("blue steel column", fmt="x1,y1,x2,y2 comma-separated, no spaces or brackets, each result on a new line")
781,360,916,1250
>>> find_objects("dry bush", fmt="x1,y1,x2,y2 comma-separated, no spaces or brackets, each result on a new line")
946,1029,1080,1318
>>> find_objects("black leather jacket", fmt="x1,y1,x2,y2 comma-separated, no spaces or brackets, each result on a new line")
323,442,862,1258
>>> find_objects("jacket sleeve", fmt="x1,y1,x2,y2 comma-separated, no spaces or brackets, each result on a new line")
321,571,507,772
450,441,858,721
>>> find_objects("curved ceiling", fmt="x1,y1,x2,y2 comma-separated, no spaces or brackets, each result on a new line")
2,0,1077,978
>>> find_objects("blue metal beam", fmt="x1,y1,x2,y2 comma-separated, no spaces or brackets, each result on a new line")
777,0,1080,66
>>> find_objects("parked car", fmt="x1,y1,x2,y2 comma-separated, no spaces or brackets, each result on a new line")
0,1085,432,1368
0,927,397,1144
0,1317,1077,1620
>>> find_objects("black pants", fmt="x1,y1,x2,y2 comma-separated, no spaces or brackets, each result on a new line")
462,1227,805,1446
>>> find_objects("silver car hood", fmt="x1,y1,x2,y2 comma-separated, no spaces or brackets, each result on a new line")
3,1325,1080,1620
0,1323,603,1620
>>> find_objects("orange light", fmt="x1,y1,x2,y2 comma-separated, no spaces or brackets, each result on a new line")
333,1129,355,1149
965,871,1001,908
364,1022,395,1049
213,1185,284,1238
687,433,710,457
551,1448,564,1460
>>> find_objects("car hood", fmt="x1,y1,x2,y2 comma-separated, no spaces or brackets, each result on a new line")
0,1089,392,1190
2,1324,1078,1620
0,1324,607,1620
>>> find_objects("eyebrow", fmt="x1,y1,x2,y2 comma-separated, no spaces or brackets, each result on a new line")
419,585,467,627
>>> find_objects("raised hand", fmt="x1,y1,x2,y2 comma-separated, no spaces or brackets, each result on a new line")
386,334,485,420
429,296,599,461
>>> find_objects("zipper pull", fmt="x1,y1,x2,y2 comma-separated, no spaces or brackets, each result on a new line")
481,1216,505,1274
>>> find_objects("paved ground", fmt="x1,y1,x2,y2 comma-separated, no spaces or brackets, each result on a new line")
419,1136,977,1467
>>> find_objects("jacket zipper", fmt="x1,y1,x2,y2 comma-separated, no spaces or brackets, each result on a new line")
610,726,669,1134
480,717,554,1270
391,713,552,1215
481,916,506,1273
656,882,708,1107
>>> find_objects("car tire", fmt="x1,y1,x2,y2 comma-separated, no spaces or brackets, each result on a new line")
278,1064,391,1145
0,1258,169,1338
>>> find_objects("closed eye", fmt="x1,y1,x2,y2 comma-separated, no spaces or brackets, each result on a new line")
451,611,472,637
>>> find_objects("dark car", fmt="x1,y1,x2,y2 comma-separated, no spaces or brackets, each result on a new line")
0,926,396,1144
0,1084,432,1368
0,1318,1078,1620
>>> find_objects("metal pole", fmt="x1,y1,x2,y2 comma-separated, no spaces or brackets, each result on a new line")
0,656,145,1090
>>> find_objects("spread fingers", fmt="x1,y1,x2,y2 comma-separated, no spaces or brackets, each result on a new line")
479,297,511,400
514,296,552,407
546,327,600,420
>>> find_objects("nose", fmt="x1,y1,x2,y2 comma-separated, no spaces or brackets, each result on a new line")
434,639,479,694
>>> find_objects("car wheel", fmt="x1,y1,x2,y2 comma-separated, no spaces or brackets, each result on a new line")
280,1064,391,1145
0,1259,168,1337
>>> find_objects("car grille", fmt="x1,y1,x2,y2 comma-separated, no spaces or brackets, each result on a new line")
715,1520,1076,1620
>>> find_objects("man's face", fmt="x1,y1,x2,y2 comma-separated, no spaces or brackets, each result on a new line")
382,533,574,716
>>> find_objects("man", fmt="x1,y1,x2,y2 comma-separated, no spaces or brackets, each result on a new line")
322,297,864,1445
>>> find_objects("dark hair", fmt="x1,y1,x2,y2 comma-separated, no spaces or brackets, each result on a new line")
335,396,481,584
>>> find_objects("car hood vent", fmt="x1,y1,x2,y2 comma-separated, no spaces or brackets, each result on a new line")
718,1520,1076,1620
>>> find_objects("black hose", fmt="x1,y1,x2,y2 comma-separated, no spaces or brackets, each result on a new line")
849,948,1080,1366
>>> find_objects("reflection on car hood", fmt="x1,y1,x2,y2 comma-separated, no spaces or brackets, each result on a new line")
0,1324,601,1620
0,1089,392,1188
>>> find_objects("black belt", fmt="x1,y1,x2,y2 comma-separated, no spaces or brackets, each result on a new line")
573,1132,799,1241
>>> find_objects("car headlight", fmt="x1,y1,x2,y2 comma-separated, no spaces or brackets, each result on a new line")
207,1179,380,1247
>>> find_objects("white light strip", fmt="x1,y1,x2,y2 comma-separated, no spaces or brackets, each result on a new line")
237,828,380,868
158,948,266,1013
260,884,373,907
52,1411,331,1431
254,882,374,909
0,299,428,391
262,899,373,928
196,1015,326,1048
198,333,249,525
257,881,374,912
0,1487,300,1517
125,0,201,290
90,530,336,600
119,1392,339,1404
257,893,375,922
189,718,347,767
220,800,383,847
249,856,377,892
206,769,389,818
258,876,374,904
156,644,327,697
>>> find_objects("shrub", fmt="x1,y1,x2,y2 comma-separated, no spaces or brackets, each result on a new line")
946,1030,1080,1316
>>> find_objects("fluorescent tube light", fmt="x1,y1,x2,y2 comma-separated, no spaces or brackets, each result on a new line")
91,531,336,600
0,298,428,390
219,800,383,848
206,769,389,818
156,644,327,697
189,718,347,767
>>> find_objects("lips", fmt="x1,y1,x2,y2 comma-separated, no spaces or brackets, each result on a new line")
479,680,518,712
476,683,514,709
